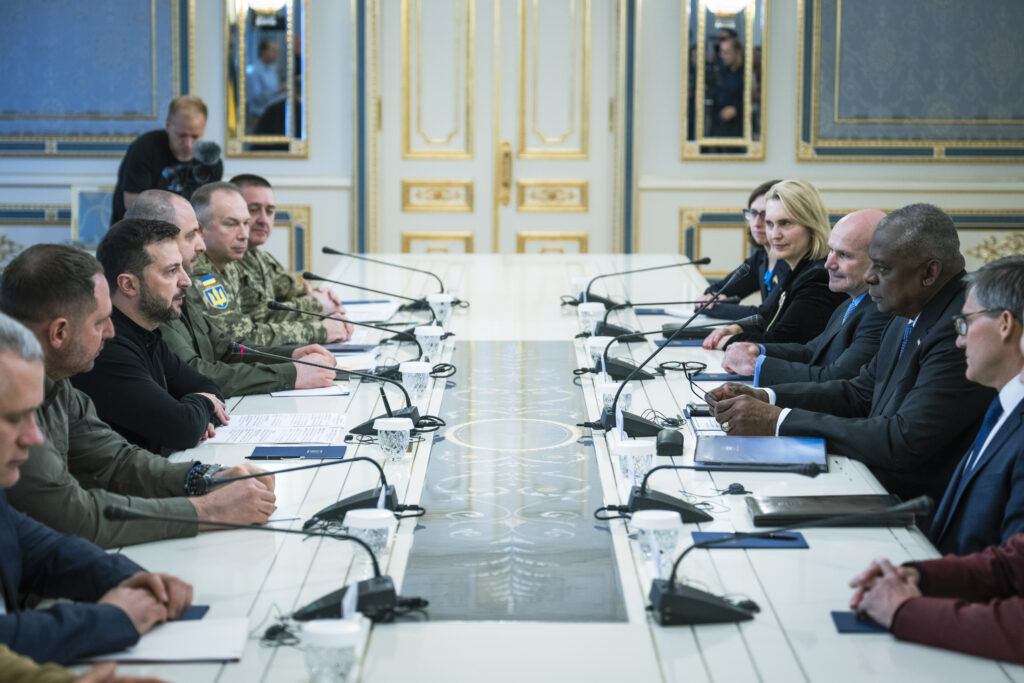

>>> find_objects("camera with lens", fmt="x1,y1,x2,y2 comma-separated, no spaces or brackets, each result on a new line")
162,140,223,200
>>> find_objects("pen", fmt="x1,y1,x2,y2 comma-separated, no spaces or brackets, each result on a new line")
246,455,303,460
766,532,799,541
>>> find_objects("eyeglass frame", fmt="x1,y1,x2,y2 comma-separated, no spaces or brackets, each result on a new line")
952,308,1004,336
742,208,766,222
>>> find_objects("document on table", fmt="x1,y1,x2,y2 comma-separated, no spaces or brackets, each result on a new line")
344,301,401,322
207,413,343,444
334,352,379,371
690,416,725,433
79,618,247,663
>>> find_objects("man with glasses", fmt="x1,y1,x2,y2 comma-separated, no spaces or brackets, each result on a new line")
708,204,994,503
926,255,1024,555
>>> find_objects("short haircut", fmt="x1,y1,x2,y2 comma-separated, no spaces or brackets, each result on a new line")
878,203,963,268
747,179,782,209
191,181,242,226
229,174,272,191
721,36,742,53
96,219,181,290
965,255,1024,323
0,245,103,326
167,95,207,121
0,311,43,363
765,180,831,260
124,189,183,223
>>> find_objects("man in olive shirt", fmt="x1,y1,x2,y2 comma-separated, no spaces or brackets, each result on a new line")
0,244,275,548
126,190,336,396
231,173,347,317
187,181,351,347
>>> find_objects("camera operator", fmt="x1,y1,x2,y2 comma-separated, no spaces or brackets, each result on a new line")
111,96,223,224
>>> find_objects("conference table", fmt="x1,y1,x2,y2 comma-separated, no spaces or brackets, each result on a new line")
112,254,1024,683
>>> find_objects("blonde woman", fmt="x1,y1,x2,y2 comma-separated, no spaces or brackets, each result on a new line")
703,180,845,349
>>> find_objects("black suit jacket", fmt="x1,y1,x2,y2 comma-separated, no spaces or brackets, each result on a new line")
726,256,846,346
929,397,1024,555
0,491,141,664
704,250,788,320
773,273,995,502
756,295,890,384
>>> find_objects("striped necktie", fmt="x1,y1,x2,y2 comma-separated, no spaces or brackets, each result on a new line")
897,321,914,358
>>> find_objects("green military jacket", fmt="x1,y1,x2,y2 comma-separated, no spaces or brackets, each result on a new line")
239,248,322,315
188,252,327,346
161,295,298,397
0,646,75,683
7,377,197,549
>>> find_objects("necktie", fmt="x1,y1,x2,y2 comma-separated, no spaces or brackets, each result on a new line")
897,321,914,358
965,398,1004,473
841,297,862,326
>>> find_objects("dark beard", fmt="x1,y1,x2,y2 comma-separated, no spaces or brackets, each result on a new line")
139,284,181,324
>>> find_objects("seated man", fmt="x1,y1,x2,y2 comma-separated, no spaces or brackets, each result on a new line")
927,255,1024,555
126,189,337,397
188,181,351,347
722,209,890,385
71,219,226,454
0,311,192,665
231,173,348,318
0,245,275,548
708,204,994,503
849,534,1024,664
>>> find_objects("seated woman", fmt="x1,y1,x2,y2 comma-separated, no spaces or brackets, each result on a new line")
849,534,1024,664
698,178,788,320
703,179,845,349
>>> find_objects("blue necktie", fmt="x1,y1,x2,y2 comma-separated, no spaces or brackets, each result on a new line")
964,398,1004,473
841,296,863,326
897,321,913,358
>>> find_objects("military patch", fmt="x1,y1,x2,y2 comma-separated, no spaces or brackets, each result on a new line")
200,275,229,309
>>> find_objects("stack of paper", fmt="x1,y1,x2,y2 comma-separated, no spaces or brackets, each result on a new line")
208,413,343,444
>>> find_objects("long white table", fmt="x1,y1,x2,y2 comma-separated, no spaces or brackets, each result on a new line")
109,255,1024,682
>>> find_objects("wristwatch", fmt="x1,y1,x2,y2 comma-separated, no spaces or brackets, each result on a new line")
184,462,223,496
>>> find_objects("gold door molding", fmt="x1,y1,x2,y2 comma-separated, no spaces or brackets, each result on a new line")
680,207,751,278
516,179,588,213
401,0,476,159
517,0,591,159
516,231,589,253
274,205,312,272
401,231,475,253
401,179,474,212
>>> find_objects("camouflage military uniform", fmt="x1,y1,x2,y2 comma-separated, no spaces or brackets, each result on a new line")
241,248,322,314
188,252,327,346
162,294,299,397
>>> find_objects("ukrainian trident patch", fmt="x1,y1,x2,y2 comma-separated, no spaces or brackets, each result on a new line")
200,275,229,309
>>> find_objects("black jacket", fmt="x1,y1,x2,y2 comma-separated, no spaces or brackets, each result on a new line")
757,294,891,384
725,256,846,346
72,307,223,454
704,249,789,320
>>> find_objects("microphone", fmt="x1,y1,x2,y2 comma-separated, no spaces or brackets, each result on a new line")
102,505,412,623
322,246,448,297
596,297,740,340
593,281,750,438
267,301,424,361
649,495,934,626
580,258,711,309
192,140,221,166
662,313,765,339
228,343,423,436
302,272,437,324
625,462,819,522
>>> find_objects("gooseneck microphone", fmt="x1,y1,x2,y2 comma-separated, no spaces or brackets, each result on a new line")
650,495,934,626
323,246,446,294
228,343,423,436
302,271,436,320
661,313,765,339
590,282,748,438
624,462,820,522
267,301,424,361
579,257,712,309
102,505,412,623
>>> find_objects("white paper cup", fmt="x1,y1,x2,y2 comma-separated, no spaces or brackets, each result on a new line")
343,508,399,556
612,438,655,482
426,292,454,326
577,302,605,334
302,619,361,683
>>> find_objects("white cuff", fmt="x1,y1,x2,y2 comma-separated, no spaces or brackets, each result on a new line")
775,408,791,436
762,387,777,404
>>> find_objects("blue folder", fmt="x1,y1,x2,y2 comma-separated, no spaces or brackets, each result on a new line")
691,531,809,549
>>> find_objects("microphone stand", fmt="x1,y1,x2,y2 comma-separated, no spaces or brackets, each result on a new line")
102,505,408,623
593,284,747,437
229,343,423,436
625,463,819,523
267,301,424,361
582,258,711,309
661,313,765,339
596,297,740,340
302,272,438,325
650,496,933,626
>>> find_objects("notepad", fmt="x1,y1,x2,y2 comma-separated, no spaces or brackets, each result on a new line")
79,618,247,663
207,413,343,445
690,372,753,382
269,386,350,398
831,611,887,633
655,339,704,347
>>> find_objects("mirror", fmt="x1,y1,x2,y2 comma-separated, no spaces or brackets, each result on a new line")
225,0,307,157
682,0,765,160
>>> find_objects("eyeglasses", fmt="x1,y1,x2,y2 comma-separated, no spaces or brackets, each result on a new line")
952,308,1003,336
743,208,766,222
